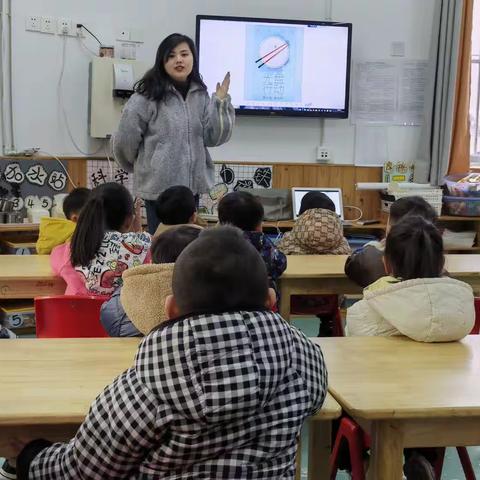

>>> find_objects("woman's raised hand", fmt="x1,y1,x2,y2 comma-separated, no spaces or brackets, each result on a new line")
216,72,230,100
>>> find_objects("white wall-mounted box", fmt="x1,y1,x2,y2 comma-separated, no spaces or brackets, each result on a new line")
89,57,148,138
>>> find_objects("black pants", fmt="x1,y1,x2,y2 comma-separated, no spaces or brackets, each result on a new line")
144,200,160,235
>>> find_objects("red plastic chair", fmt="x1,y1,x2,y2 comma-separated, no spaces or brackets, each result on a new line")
290,294,344,337
35,295,110,338
329,417,475,480
470,298,480,334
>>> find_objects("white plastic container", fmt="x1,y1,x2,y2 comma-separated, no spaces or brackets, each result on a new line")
51,193,68,218
27,207,50,223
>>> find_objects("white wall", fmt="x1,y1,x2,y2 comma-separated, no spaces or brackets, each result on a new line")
11,0,435,164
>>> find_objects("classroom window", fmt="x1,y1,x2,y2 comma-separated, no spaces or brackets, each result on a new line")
471,0,480,164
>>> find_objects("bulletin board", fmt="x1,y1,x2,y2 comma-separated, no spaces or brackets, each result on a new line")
86,160,273,217
0,158,69,212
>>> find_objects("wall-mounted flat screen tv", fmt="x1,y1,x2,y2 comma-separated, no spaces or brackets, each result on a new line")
196,15,352,118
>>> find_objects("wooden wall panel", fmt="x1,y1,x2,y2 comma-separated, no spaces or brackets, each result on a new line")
272,164,305,189
3,157,382,219
303,165,357,217
66,159,88,192
354,167,383,220
271,162,380,218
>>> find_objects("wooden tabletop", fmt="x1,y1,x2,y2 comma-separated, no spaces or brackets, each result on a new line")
313,335,480,420
1,338,140,425
0,223,39,233
1,338,340,425
262,220,387,231
0,255,66,298
0,255,57,280
283,255,349,278
312,393,341,420
283,254,480,279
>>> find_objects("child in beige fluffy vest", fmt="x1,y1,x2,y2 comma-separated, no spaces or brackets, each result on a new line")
100,225,202,336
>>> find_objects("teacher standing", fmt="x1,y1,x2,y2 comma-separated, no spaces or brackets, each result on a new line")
114,33,235,233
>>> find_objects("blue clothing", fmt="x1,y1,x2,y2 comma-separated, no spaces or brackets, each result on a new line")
100,288,142,337
243,231,287,301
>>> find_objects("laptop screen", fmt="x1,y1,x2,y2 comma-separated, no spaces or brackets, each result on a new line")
292,188,344,220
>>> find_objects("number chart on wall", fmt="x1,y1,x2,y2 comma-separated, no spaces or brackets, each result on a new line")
199,163,273,215
0,159,69,213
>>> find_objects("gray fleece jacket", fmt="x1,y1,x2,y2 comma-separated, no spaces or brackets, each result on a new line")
113,83,235,199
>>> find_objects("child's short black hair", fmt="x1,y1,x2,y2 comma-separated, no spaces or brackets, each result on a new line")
389,196,437,225
385,215,444,280
299,191,335,215
62,187,91,220
155,186,196,225
217,191,264,231
151,226,201,263
172,226,268,314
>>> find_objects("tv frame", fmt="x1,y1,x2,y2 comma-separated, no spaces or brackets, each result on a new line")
195,14,353,119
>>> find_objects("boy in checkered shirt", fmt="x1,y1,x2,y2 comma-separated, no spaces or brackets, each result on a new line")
17,226,327,480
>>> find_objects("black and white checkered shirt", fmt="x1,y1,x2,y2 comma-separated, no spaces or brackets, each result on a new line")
29,310,327,479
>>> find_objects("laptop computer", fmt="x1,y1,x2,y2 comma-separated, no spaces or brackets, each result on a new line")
291,187,344,220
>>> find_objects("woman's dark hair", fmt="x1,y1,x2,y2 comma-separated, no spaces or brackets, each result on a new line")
218,191,264,231
134,33,207,102
71,183,134,267
385,215,444,280
299,191,335,215
156,186,196,225
151,226,201,263
389,196,438,225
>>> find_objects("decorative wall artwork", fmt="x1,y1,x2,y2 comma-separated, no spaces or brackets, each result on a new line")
0,159,69,212
87,159,133,191
199,163,273,215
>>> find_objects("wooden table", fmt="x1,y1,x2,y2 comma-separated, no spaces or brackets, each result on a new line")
0,338,140,457
1,337,340,480
306,393,341,480
0,223,39,233
279,254,480,319
313,336,480,479
0,255,66,298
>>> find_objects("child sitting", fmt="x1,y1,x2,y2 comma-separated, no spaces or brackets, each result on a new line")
70,182,151,296
347,215,474,478
218,191,287,303
154,185,203,237
278,191,350,336
17,226,327,480
346,215,474,341
345,196,438,288
279,191,350,255
36,187,90,254
101,225,201,337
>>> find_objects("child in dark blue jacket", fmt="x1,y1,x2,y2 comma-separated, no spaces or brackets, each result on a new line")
218,191,287,304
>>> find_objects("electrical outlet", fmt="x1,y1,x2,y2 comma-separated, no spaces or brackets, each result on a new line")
57,18,74,36
76,24,85,38
117,29,130,41
316,146,332,162
25,15,41,32
41,16,55,34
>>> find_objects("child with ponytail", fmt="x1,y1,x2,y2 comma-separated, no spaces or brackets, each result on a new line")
346,215,474,342
70,182,151,296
